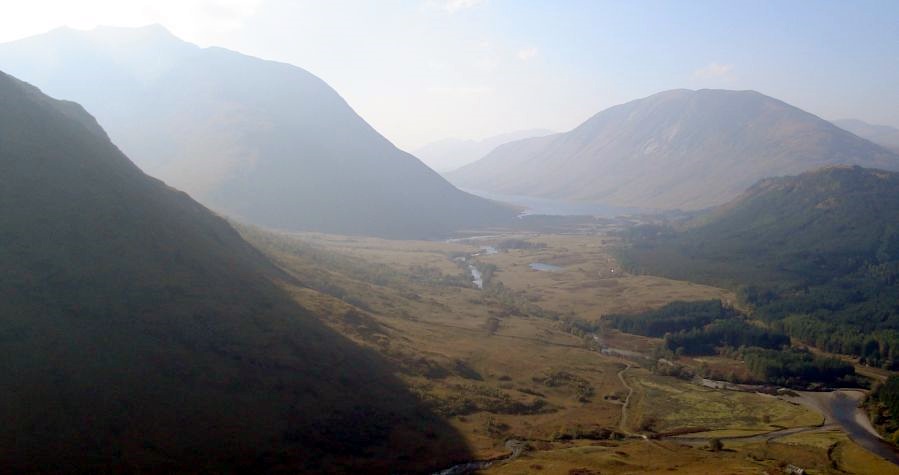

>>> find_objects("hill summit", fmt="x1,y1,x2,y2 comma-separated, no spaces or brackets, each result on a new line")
449,89,899,210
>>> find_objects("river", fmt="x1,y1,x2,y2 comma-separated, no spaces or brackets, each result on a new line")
596,343,899,466
787,390,899,465
672,386,899,466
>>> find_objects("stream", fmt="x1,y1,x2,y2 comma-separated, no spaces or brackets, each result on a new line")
460,246,496,289
469,264,483,289
432,439,526,475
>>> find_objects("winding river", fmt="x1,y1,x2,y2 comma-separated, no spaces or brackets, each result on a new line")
788,390,899,465
432,440,526,475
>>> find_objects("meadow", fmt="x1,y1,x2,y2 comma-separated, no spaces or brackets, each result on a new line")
240,225,899,474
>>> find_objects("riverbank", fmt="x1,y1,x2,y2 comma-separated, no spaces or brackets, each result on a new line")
786,389,899,465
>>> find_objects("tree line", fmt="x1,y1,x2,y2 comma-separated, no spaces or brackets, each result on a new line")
607,300,788,356
868,376,899,443
741,348,858,388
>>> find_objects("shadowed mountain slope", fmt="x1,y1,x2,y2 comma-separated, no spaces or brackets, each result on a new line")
0,70,470,473
449,89,899,210
0,25,514,238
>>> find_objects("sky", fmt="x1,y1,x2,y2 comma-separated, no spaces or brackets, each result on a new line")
1,0,897,150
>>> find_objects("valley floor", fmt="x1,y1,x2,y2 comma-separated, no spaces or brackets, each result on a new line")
240,224,899,474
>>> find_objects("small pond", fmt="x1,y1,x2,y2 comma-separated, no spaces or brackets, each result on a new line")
529,262,563,272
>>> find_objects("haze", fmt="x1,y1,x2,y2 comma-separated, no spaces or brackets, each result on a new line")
2,0,897,150
4,1,899,473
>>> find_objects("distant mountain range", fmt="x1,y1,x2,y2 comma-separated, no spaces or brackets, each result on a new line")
448,89,899,210
414,129,553,172
0,70,468,472
0,25,514,238
833,118,899,153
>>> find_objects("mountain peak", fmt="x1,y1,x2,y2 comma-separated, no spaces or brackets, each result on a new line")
0,26,515,238
448,89,899,210
43,23,182,44
643,88,766,99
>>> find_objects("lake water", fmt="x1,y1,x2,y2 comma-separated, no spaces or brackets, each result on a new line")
461,188,654,217
529,262,563,272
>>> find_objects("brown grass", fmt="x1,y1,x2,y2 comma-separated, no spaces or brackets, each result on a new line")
238,227,893,473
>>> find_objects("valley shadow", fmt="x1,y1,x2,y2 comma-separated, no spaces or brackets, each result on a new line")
0,271,473,474
0,68,471,474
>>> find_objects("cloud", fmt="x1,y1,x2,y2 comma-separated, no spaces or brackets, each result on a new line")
517,47,538,61
443,0,486,13
693,62,734,79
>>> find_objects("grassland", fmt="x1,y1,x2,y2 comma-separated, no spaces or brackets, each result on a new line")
625,370,822,435
471,233,736,318
487,428,899,475
238,226,897,473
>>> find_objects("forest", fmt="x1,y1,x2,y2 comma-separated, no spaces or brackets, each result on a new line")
607,300,864,387
741,348,859,388
868,376,899,443
741,261,899,369
607,300,788,356
606,300,738,337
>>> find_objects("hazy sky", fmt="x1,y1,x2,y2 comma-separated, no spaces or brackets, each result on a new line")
2,0,898,150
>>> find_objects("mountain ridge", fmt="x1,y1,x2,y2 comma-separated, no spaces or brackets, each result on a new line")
619,164,899,285
414,128,554,172
0,70,470,473
0,25,515,238
448,89,899,210
833,118,899,152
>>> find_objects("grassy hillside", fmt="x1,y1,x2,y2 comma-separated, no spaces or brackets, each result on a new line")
0,71,470,473
618,166,899,367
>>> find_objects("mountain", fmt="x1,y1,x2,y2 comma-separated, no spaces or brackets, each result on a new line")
625,165,899,284
833,118,899,153
0,25,514,238
448,89,899,210
414,129,553,173
617,165,899,367
0,71,469,472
